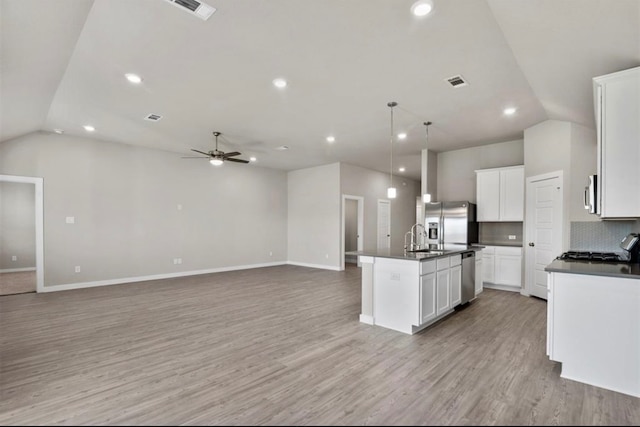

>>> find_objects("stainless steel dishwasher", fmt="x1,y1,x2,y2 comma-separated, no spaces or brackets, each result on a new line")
460,251,475,304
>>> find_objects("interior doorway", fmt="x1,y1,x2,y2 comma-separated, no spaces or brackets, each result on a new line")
377,199,391,251
341,195,364,271
524,171,563,300
0,175,44,294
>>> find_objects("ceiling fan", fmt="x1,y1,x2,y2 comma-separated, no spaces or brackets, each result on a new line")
182,131,249,165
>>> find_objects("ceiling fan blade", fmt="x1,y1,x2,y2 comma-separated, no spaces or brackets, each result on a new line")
191,149,210,156
222,152,241,158
225,158,250,164
181,156,208,159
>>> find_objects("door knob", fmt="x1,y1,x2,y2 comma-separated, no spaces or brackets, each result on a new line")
529,242,535,247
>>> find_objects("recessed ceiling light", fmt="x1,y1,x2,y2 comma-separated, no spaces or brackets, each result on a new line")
83,125,95,132
53,129,64,134
411,0,433,17
397,132,407,140
326,136,335,143
503,107,517,116
125,73,143,84
399,167,406,172
273,78,287,89
249,156,257,162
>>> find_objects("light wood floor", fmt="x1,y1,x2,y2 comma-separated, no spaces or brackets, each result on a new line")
0,271,36,296
1,265,638,425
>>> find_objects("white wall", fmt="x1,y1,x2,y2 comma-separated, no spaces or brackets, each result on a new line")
0,181,36,270
437,139,524,202
0,132,288,287
340,163,420,253
287,163,341,269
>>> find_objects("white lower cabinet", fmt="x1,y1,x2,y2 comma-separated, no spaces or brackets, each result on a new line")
475,256,483,295
482,245,522,290
436,268,450,316
419,272,437,324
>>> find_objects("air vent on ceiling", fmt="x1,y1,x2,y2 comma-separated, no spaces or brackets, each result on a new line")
445,74,469,88
144,113,163,122
164,0,216,21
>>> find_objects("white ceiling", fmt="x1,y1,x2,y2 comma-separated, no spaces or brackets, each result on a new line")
1,0,638,180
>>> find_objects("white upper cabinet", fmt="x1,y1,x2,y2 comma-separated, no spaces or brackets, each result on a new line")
593,67,640,218
475,166,524,222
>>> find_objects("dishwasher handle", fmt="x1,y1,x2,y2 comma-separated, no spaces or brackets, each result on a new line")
461,251,475,259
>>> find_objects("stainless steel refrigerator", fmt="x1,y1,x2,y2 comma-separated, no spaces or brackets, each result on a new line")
424,201,478,245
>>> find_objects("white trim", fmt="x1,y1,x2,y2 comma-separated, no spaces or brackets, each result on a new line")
40,262,286,292
359,314,374,325
286,261,342,271
0,267,36,273
483,283,521,293
0,174,44,293
341,194,364,271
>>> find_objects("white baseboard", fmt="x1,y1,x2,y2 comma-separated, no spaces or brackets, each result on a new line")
359,314,374,325
41,261,287,293
286,261,342,271
483,283,521,293
0,267,36,273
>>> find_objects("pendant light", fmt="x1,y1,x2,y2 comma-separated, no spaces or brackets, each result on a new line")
422,121,433,203
387,102,397,199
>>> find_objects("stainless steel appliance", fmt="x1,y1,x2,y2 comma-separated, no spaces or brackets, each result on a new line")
620,233,640,263
583,174,599,215
460,251,475,304
556,233,640,263
424,201,478,245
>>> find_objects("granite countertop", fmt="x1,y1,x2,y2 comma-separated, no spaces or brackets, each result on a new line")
545,259,640,280
348,244,483,262
475,242,523,248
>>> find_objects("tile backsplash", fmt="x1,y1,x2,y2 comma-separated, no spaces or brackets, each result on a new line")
570,221,640,253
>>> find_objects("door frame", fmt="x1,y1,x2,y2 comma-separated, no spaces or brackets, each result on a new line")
0,174,45,293
341,194,364,271
524,170,563,298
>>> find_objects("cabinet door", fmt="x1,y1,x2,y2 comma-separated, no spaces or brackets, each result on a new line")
482,254,495,283
495,255,522,287
500,167,524,221
450,265,462,307
476,170,500,221
436,268,451,315
420,272,437,324
475,258,483,295
598,69,640,217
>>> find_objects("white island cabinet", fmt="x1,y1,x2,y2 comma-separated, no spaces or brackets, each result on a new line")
361,251,469,335
546,262,640,398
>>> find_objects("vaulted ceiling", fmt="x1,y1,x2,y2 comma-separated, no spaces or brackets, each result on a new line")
1,0,638,180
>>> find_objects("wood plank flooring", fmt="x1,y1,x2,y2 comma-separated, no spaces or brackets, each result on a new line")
1,265,638,425
0,271,36,296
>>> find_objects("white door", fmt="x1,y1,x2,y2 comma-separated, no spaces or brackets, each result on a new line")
525,172,563,300
377,199,391,251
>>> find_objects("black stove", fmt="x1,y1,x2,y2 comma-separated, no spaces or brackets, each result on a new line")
556,251,628,262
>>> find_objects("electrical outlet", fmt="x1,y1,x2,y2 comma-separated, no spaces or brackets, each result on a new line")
177,258,182,265
325,254,329,259
74,266,81,273
269,251,273,257
508,235,516,240
390,273,401,281
66,216,75,224
173,258,177,265
11,255,17,261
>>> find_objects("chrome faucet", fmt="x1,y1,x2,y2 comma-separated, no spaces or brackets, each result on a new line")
405,223,427,252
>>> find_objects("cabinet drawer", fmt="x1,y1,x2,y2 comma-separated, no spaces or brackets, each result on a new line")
420,260,436,275
495,246,522,256
436,257,450,271
482,246,496,255
450,254,461,267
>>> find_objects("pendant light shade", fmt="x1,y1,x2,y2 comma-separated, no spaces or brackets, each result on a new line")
422,121,432,203
387,101,397,199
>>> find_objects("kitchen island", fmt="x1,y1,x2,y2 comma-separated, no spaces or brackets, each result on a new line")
545,259,640,397
351,245,483,335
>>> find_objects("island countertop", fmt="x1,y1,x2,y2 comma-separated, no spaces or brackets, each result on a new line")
348,244,484,261
545,259,640,280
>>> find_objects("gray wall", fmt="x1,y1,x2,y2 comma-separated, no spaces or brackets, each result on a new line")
437,139,524,202
0,181,36,270
0,132,288,287
569,123,598,222
340,163,420,253
287,163,341,268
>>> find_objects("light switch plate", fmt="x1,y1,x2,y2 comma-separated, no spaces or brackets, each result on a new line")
66,216,75,224
508,235,516,240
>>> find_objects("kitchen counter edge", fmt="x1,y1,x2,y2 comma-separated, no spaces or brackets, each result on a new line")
545,259,640,280
348,245,484,262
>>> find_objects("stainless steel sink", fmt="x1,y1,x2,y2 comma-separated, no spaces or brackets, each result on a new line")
406,249,445,254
